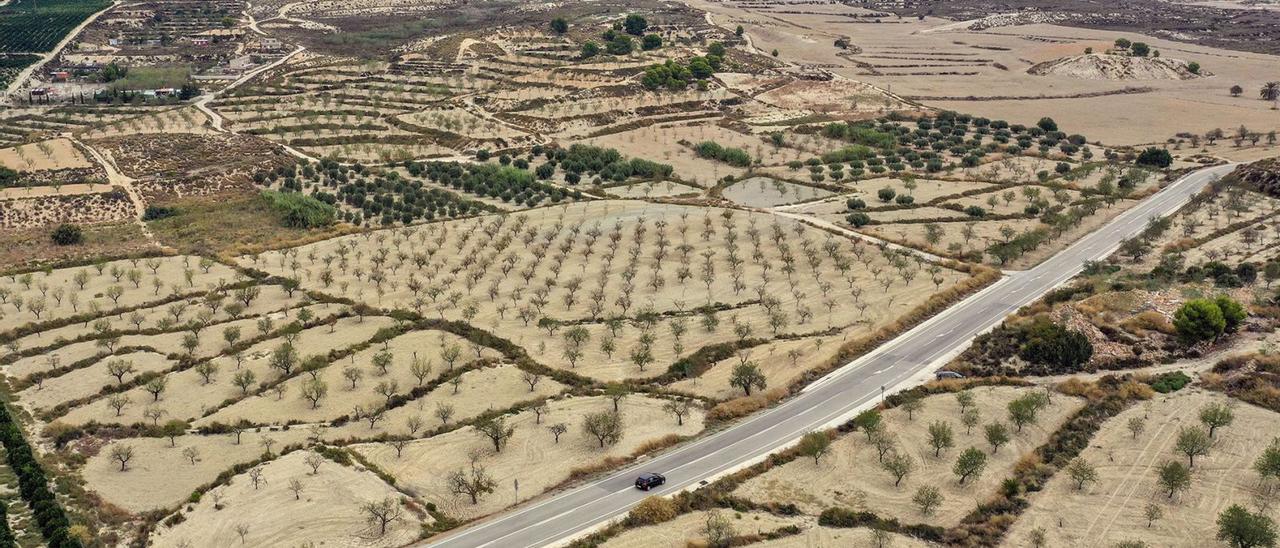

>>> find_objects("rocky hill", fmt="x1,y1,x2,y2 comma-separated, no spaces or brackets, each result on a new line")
1028,53,1209,80
1231,156,1280,197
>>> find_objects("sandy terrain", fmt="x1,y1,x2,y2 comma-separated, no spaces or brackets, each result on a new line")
59,315,395,426
735,386,1083,526
722,178,834,208
671,336,831,400
241,200,970,383
1003,388,1280,547
606,180,703,199
353,395,705,520
0,138,93,171
752,525,934,548
83,427,314,511
688,0,1280,146
149,450,425,547
0,256,240,329
601,510,803,548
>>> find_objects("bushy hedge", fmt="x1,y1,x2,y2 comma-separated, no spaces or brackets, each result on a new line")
0,403,81,547
818,507,944,540
549,144,673,182
262,190,336,229
694,141,751,167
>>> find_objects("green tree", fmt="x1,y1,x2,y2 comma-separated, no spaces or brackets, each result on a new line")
1176,426,1212,468
882,451,914,487
853,410,882,441
550,17,569,34
797,431,831,465
729,362,766,396
50,224,83,246
912,485,943,516
1173,298,1226,344
1008,395,1042,432
953,447,987,484
1066,457,1098,490
641,34,662,50
581,41,600,58
1215,295,1246,334
985,422,1010,453
1217,504,1277,548
606,36,634,55
927,421,954,457
1199,402,1235,438
1254,438,1280,483
1158,460,1191,498
623,14,648,35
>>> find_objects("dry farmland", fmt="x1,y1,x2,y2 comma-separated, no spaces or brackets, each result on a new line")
0,0,1276,545
1004,388,1280,547
239,199,973,383
735,386,1082,526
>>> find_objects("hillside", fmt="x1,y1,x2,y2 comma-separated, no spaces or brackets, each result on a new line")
1028,53,1209,80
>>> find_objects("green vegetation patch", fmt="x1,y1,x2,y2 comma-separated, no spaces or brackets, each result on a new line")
262,190,337,229
0,0,111,53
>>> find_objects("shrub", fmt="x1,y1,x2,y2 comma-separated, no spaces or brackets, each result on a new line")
262,190,336,228
628,496,676,525
1018,319,1093,370
693,141,751,167
142,205,177,221
846,213,871,227
1136,147,1173,168
1149,371,1192,393
818,507,875,528
50,224,83,246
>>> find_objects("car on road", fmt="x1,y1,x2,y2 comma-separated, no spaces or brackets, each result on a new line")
935,370,964,380
634,472,665,491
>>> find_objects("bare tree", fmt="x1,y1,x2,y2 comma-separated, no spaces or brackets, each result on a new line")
304,453,324,475
389,438,412,458
663,399,692,426
521,371,542,392
287,478,305,500
111,444,134,471
448,464,496,504
357,499,403,540
108,394,131,416
248,467,266,489
548,422,568,443
435,402,456,426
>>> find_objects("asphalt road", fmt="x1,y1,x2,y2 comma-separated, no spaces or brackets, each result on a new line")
427,163,1236,548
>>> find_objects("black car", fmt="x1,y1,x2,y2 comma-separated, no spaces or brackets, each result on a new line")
635,472,665,491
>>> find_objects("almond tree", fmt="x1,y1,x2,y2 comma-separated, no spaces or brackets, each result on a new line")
434,402,455,426
729,362,766,396
475,416,516,452
110,443,134,471
448,464,496,505
663,399,691,426
106,359,135,384
882,451,914,487
583,411,624,448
